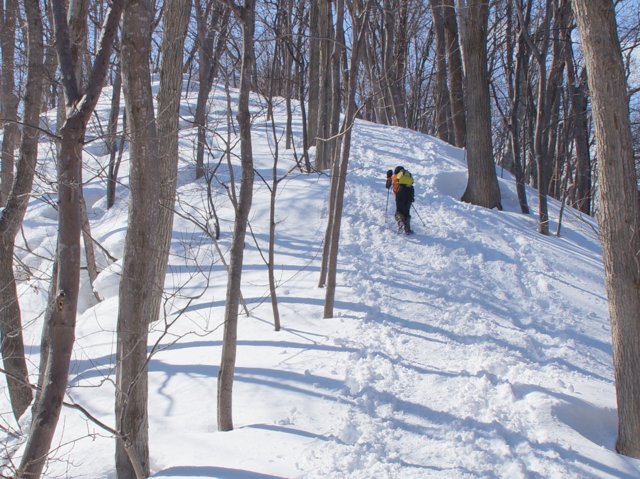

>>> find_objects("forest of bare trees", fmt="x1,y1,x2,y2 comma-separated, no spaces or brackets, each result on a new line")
1,0,640,476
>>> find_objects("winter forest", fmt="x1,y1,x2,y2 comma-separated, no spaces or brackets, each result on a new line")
1,0,640,477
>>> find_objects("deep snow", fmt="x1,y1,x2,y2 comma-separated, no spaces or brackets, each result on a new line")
2,80,639,478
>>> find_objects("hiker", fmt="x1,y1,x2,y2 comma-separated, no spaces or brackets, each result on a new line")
386,166,414,234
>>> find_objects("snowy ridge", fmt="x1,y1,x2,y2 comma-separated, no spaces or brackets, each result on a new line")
2,84,639,478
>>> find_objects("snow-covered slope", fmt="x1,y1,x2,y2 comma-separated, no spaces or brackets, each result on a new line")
2,82,638,478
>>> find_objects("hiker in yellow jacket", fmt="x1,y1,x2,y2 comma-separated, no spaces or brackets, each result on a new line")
385,166,415,234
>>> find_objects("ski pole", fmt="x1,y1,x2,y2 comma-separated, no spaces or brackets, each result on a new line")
411,204,426,227
385,187,390,220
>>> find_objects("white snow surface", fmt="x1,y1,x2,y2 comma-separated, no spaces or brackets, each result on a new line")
2,81,639,479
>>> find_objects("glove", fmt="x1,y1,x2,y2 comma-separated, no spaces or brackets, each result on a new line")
386,169,393,178
385,170,393,189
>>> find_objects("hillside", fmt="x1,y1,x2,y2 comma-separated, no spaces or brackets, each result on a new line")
2,82,639,478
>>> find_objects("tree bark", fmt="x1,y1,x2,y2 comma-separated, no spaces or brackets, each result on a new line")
565,32,591,215
0,0,19,207
442,0,466,148
0,0,44,422
107,59,122,209
115,0,162,475
323,0,369,319
431,0,453,143
571,0,640,459
506,0,530,214
307,1,320,148
17,0,123,475
329,0,345,166
382,0,406,128
217,0,255,432
194,1,230,179
458,0,501,210
314,0,332,170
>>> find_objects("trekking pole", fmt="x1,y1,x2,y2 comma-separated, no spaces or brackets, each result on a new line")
385,187,390,221
411,204,426,227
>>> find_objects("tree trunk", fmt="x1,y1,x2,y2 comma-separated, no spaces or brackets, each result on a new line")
194,2,229,179
380,0,403,127
431,0,453,143
571,0,640,459
314,0,332,170
0,0,44,423
107,58,122,209
152,0,191,328
506,0,530,214
458,0,501,210
323,0,369,319
328,0,345,166
565,38,591,215
0,0,19,207
307,1,320,148
217,0,256,432
17,0,122,475
442,0,466,148
115,0,165,474
267,97,281,331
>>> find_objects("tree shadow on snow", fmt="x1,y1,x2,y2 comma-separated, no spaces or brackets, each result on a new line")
152,466,283,478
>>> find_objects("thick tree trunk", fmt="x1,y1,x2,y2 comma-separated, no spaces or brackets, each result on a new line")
217,0,256,432
116,0,191,468
19,123,84,479
17,0,122,475
458,0,501,210
431,0,453,143
155,0,191,309
114,0,172,473
0,0,19,207
571,0,640,459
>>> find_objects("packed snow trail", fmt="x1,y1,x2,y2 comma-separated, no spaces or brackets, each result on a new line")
291,120,636,478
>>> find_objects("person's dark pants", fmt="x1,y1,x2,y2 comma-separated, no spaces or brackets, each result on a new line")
395,185,413,232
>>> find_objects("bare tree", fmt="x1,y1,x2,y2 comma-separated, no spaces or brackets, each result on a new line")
0,0,44,422
431,0,453,143
328,0,345,163
115,0,190,475
564,28,591,215
106,56,123,209
442,0,466,148
504,0,530,214
323,0,370,319
314,0,332,170
194,0,230,179
382,0,406,128
457,0,502,209
571,0,640,459
0,0,19,207
307,1,320,148
217,0,256,433
16,0,123,475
